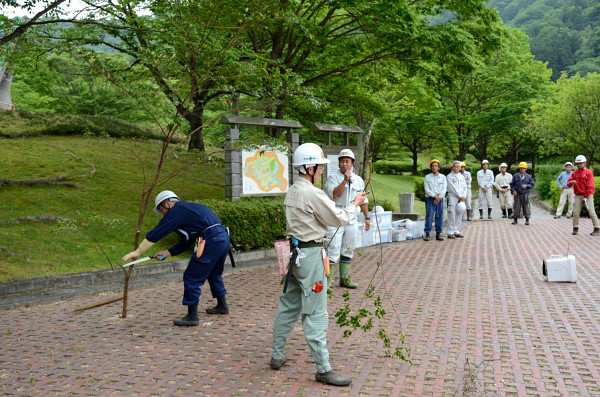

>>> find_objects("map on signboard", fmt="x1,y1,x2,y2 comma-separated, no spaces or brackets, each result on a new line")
242,148,289,195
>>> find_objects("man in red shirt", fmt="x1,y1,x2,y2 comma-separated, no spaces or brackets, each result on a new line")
567,155,600,236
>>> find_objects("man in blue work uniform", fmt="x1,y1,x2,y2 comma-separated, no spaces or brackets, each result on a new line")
122,190,230,326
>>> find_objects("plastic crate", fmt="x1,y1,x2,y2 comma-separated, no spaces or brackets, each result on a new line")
372,227,392,244
392,228,407,242
370,210,392,228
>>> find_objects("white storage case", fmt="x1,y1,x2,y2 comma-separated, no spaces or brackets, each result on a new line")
542,255,577,282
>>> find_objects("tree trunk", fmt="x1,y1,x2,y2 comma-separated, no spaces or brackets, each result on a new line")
411,149,419,175
186,106,205,151
0,66,15,110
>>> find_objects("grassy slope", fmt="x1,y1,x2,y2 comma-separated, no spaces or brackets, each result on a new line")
0,136,224,282
0,134,431,282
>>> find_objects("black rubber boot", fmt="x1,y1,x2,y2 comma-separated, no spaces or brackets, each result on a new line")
501,209,507,218
467,209,473,221
525,219,530,225
206,296,229,314
507,209,513,218
591,228,600,236
436,232,444,241
424,232,430,241
511,218,518,225
479,209,483,219
173,304,199,326
488,208,492,219
572,227,579,235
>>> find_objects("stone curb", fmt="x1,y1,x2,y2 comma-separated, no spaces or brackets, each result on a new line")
0,248,276,298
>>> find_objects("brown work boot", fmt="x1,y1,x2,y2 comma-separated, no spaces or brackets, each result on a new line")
572,228,579,235
591,228,600,236
315,370,352,386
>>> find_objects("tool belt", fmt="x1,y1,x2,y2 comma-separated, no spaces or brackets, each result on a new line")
501,185,509,189
297,240,322,248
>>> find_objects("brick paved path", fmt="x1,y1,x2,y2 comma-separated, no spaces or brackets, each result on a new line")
2,216,600,396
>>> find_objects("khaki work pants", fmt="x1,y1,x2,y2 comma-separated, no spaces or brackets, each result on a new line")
573,194,599,229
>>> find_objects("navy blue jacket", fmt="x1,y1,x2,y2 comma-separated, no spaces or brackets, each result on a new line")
510,172,535,195
146,201,225,256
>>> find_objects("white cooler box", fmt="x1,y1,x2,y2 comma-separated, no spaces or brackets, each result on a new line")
542,255,577,282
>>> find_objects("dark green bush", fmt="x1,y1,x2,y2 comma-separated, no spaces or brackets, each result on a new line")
373,160,413,175
535,164,563,200
414,177,426,201
200,197,287,251
368,198,395,212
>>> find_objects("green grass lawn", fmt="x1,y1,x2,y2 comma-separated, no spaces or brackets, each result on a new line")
368,173,425,215
0,135,224,282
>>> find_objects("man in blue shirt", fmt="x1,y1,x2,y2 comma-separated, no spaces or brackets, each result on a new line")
123,190,231,326
555,162,574,219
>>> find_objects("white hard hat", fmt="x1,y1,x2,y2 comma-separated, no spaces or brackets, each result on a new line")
338,148,355,161
292,143,330,173
456,202,466,213
565,162,573,167
575,155,586,164
154,190,180,215
499,163,507,170
482,159,489,164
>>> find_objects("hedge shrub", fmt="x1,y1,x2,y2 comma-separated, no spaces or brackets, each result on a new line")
373,160,413,175
414,177,426,201
535,164,563,200
199,197,286,251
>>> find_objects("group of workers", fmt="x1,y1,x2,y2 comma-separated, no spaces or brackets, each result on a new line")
121,143,600,388
422,155,600,238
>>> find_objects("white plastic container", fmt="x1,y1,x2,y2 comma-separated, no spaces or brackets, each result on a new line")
542,255,577,282
393,228,407,242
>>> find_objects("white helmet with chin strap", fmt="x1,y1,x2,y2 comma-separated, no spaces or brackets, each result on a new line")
575,155,586,164
154,190,180,215
292,143,330,174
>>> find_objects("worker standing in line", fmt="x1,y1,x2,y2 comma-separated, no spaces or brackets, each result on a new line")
270,143,366,387
510,162,535,225
567,155,600,236
446,160,467,239
460,162,473,221
122,191,231,326
423,159,447,241
555,162,574,219
324,149,370,289
477,159,494,219
495,163,514,219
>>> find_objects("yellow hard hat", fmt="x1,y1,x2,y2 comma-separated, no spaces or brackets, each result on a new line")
429,159,441,167
460,162,466,167
518,161,528,169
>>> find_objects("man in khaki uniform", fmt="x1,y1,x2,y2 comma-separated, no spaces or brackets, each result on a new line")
270,143,366,387
495,163,513,218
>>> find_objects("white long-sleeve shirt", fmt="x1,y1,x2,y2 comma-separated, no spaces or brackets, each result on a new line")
424,173,447,198
477,169,494,189
447,171,467,199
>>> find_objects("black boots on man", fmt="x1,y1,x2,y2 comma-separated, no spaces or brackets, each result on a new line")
436,232,444,241
206,296,229,314
488,208,492,220
173,304,199,326
467,209,473,221
507,208,513,218
591,228,600,236
501,209,507,218
479,209,483,219
572,227,579,235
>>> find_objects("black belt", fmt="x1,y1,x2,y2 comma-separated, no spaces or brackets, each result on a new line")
297,240,322,248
